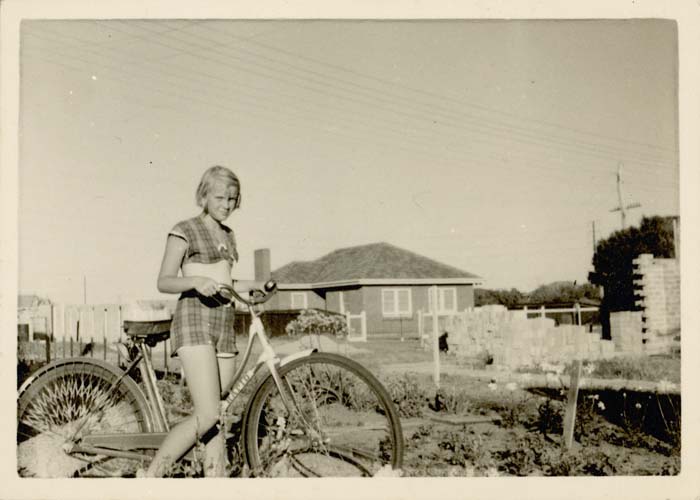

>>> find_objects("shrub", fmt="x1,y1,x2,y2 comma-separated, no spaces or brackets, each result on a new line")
382,372,430,418
285,309,348,338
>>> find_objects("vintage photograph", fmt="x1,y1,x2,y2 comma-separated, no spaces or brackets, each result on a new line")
3,2,698,499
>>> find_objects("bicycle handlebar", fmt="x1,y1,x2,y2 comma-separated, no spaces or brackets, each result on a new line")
216,280,277,307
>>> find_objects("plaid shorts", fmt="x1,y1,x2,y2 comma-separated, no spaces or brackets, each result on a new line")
170,290,237,357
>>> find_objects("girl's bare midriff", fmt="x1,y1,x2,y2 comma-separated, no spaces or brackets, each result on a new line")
182,261,233,286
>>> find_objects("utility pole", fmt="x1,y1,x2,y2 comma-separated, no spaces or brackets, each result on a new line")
609,162,641,229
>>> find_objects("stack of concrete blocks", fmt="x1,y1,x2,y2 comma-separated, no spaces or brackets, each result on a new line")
445,306,620,370
609,311,644,354
444,305,510,359
492,318,616,370
492,314,540,369
633,253,681,354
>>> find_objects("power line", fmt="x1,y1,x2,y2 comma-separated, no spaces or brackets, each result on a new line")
115,20,677,170
21,27,679,206
23,20,677,177
22,44,678,219
24,25,680,186
197,20,677,156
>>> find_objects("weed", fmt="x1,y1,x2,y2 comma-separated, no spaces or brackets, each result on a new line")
431,386,473,415
495,433,617,476
436,429,494,472
531,398,563,438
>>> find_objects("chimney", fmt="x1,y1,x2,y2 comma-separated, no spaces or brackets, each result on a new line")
254,248,271,281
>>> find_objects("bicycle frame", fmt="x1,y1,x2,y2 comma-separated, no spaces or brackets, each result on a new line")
72,300,315,463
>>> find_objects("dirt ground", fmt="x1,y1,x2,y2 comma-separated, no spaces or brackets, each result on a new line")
17,335,681,477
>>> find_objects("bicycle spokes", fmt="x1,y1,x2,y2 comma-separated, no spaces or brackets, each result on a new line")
247,354,402,477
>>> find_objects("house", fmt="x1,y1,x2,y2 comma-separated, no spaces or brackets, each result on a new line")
256,243,483,339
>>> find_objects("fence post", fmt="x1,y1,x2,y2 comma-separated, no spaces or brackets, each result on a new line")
575,302,582,326
361,311,367,341
540,305,546,318
431,286,440,389
418,311,423,347
562,359,583,450
45,336,51,364
103,308,108,358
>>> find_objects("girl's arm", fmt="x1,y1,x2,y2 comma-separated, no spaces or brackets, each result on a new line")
157,235,218,296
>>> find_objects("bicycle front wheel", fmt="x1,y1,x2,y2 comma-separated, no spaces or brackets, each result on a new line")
17,358,153,478
244,352,403,477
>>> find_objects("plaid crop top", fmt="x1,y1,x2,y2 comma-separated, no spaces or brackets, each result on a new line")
169,213,238,265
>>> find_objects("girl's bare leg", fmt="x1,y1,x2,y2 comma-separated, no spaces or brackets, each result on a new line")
145,344,221,477
201,354,238,477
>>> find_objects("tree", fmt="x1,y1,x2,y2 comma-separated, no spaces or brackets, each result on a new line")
474,288,524,308
527,281,601,304
589,215,675,313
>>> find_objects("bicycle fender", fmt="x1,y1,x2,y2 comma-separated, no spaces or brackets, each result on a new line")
18,356,147,401
279,348,317,367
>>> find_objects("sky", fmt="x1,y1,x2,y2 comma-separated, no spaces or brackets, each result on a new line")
13,17,681,304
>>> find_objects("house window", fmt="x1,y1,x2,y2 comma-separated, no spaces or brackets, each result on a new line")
428,287,457,313
291,292,308,309
382,288,412,317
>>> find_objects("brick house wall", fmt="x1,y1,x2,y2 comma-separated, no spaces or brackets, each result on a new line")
272,289,325,310
360,284,476,337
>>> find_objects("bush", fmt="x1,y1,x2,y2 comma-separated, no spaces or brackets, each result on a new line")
285,309,348,338
382,372,430,418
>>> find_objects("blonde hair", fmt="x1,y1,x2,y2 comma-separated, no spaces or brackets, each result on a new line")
195,165,241,209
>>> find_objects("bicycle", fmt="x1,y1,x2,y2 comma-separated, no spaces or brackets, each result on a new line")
17,281,404,478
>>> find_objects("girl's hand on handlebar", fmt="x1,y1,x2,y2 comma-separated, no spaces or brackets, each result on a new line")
194,277,219,297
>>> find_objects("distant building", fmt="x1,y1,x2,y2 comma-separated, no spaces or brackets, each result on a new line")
258,242,483,339
17,294,52,339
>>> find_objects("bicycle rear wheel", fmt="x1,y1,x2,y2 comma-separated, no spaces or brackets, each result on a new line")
17,358,153,477
244,352,403,477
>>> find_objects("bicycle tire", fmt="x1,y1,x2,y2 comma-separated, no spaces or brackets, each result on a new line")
17,358,153,478
243,352,403,477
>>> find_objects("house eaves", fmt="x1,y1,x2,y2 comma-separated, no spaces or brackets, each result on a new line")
278,277,484,290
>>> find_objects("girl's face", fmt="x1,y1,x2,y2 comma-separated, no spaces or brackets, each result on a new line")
204,181,238,222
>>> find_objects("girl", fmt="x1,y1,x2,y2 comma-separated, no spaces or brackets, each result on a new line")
145,165,247,477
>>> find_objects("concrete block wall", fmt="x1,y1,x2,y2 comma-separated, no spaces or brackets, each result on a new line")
609,311,643,354
443,307,616,370
633,253,680,354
